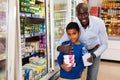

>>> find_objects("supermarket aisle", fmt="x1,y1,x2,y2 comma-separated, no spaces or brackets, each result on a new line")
81,61,120,80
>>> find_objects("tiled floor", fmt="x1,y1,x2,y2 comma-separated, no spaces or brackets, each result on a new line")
81,60,120,80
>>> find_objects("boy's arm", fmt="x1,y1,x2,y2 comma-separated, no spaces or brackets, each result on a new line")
57,52,63,66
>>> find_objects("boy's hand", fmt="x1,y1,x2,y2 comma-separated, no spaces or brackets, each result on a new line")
61,62,72,72
57,44,73,53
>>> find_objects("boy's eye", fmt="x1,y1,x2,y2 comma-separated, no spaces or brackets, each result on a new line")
67,33,71,36
73,32,76,35
68,32,76,36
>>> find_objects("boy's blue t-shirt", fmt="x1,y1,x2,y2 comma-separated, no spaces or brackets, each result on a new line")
57,41,85,79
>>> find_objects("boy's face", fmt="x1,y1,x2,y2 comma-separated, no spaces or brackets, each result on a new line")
67,29,80,44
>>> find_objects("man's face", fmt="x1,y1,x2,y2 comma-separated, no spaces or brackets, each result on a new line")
77,9,89,27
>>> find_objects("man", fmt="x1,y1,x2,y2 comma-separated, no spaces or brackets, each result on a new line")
57,3,108,80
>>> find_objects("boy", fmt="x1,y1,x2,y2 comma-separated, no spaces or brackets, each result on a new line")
57,22,86,80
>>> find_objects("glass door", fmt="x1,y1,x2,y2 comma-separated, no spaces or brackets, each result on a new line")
0,0,16,80
49,0,83,72
0,0,7,79
53,0,70,60
17,0,49,80
49,0,74,71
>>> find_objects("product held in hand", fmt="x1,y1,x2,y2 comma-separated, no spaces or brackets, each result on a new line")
63,55,76,67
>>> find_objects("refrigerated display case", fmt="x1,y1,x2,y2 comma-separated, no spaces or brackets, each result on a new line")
0,1,6,79
15,0,67,80
16,0,51,80
53,0,77,59
100,0,120,61
0,0,16,80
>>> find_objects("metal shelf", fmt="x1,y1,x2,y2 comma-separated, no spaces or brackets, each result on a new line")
0,54,6,61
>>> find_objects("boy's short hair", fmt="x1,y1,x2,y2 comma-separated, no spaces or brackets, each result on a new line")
66,22,80,32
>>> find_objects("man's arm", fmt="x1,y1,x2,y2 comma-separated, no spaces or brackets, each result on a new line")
93,20,108,57
57,44,73,53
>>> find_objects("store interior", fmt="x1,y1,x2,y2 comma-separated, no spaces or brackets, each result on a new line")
0,0,120,80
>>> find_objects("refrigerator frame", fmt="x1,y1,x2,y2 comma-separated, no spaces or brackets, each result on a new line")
15,0,54,80
7,0,17,80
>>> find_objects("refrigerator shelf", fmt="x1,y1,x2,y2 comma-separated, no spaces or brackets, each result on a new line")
54,10,67,13
22,52,36,59
54,18,66,20
0,33,6,38
21,32,46,38
22,17,44,24
0,54,6,61
36,0,44,3
20,12,45,19
0,70,5,80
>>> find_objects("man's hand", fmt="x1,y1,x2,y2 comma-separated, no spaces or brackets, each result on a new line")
87,55,94,63
57,44,73,53
87,53,96,63
61,63,72,72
